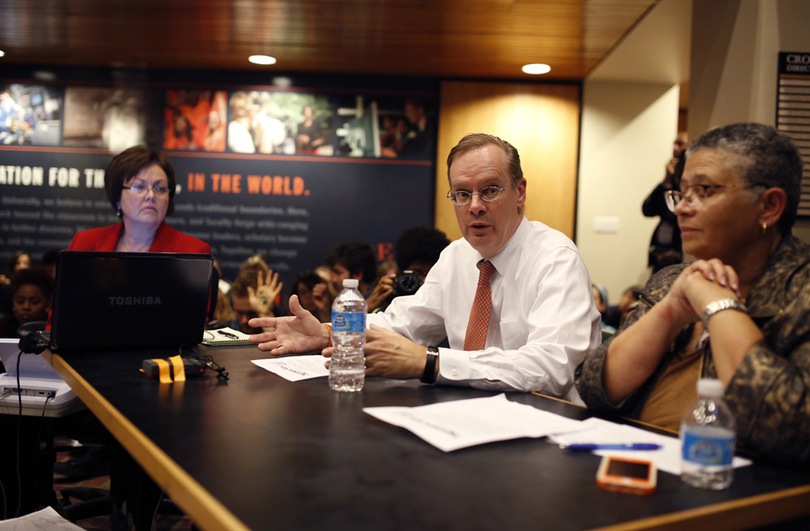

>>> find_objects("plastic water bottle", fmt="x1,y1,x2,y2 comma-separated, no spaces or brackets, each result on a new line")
329,278,366,392
680,378,736,489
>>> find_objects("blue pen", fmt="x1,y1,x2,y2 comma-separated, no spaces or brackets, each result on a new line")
561,443,662,451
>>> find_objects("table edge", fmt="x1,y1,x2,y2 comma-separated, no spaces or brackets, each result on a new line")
589,483,810,530
44,351,251,531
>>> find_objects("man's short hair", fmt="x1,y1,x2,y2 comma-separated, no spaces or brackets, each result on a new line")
326,241,377,284
293,271,325,294
446,133,523,187
230,268,260,299
395,226,450,272
687,123,803,234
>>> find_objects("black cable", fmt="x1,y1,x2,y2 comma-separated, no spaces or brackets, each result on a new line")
151,489,165,531
15,349,23,518
36,394,51,445
33,394,53,510
0,459,5,521
179,345,229,380
178,344,194,358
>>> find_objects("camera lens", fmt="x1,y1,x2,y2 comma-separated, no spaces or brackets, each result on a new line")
395,270,422,296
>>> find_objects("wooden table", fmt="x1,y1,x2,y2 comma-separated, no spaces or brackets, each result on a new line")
43,346,810,531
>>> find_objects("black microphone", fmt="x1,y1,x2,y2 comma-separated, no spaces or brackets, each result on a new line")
18,330,50,355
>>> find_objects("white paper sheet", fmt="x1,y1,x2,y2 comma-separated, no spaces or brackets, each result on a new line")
0,507,85,530
363,393,584,452
251,355,329,381
548,417,751,475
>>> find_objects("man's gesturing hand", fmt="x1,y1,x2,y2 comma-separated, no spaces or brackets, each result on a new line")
249,294,330,355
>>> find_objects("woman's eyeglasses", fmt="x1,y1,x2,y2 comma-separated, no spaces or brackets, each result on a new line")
123,183,170,197
664,182,766,212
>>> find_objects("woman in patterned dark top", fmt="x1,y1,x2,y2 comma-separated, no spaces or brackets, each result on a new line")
576,123,810,467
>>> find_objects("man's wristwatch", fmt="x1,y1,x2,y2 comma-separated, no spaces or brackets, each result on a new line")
701,298,747,328
420,346,439,384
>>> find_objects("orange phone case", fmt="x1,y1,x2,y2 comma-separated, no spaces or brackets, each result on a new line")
596,455,657,495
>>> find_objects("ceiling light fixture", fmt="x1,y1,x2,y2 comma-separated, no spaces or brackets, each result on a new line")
249,55,277,65
522,63,551,75
33,71,57,81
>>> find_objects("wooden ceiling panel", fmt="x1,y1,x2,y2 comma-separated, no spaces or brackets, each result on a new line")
0,0,658,80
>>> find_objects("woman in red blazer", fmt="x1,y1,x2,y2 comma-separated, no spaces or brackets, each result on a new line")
50,147,212,331
68,146,210,253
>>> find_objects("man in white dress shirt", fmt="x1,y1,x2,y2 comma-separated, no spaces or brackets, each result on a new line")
250,133,600,400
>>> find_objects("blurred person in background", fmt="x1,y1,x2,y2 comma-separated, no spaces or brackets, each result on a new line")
0,268,53,338
643,133,688,274
290,270,332,324
0,250,32,315
230,268,283,334
326,241,378,302
368,226,451,312
1,250,31,284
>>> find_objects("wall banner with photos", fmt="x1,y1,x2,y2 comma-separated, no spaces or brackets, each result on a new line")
0,68,438,285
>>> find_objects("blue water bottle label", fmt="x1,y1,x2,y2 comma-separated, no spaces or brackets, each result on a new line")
682,430,735,466
331,312,365,333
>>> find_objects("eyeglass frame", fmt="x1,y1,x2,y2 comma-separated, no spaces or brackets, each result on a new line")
122,183,171,197
446,185,511,205
664,182,767,212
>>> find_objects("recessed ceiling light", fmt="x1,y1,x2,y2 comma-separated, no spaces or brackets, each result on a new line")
522,63,551,75
0,50,5,58
33,70,57,81
249,55,277,65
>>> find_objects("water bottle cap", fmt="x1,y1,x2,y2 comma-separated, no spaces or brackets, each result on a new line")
342,279,359,289
696,378,724,397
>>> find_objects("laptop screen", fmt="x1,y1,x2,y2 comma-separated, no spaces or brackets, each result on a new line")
51,251,212,352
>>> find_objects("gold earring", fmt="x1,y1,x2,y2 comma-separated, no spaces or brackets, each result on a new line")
762,222,767,234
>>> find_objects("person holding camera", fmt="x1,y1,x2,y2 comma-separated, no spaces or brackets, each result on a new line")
250,133,599,399
367,226,452,313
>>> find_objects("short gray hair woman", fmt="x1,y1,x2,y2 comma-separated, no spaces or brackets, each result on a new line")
576,122,810,467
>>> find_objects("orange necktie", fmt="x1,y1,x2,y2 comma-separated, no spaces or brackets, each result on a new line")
464,260,496,351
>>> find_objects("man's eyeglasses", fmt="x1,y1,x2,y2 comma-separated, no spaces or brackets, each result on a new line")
123,183,170,197
664,182,765,212
447,185,508,205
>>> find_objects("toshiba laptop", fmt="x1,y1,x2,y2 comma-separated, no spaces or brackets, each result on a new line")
50,251,213,352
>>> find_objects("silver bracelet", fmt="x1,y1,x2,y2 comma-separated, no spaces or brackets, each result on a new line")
701,298,747,328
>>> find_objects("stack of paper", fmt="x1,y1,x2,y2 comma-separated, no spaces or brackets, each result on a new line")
363,394,753,474
364,394,582,452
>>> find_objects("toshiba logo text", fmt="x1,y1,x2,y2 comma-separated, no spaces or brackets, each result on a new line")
108,296,162,306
